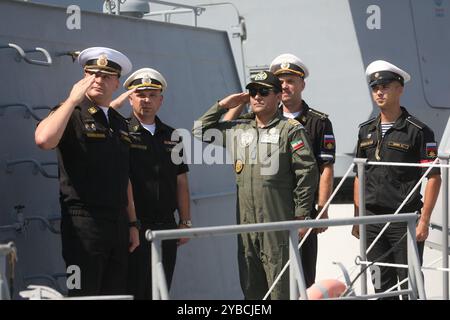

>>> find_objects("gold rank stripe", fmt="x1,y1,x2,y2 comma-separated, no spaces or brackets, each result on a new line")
121,135,131,143
164,141,178,145
359,140,374,148
131,144,147,150
86,132,106,138
274,68,305,78
128,83,162,90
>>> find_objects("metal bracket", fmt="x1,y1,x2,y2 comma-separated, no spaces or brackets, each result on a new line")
0,43,52,66
333,261,356,296
5,159,57,179
0,103,51,121
56,50,80,63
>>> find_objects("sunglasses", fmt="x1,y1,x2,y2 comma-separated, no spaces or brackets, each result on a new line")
248,87,273,97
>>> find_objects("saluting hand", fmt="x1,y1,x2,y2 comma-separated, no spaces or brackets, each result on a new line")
110,87,137,109
67,74,96,106
218,92,250,109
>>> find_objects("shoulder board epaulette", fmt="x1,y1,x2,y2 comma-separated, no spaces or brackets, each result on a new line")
307,107,328,119
406,116,425,130
358,117,376,128
287,118,301,126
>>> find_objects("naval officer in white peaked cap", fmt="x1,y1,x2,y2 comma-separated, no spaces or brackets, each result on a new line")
270,53,310,79
111,67,192,299
78,46,132,77
353,59,441,299
123,67,168,91
270,52,336,288
35,46,139,296
365,59,411,87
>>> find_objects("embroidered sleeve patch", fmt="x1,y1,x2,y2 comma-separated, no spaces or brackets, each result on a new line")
323,134,335,150
426,142,437,158
291,139,304,152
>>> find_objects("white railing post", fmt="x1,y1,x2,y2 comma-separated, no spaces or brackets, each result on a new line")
354,158,368,295
439,155,449,300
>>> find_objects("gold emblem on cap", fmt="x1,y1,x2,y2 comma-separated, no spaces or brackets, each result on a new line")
97,54,108,67
254,71,268,81
374,72,380,79
280,62,290,69
142,75,152,85
235,160,244,174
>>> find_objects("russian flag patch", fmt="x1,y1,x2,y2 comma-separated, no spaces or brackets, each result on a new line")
324,134,335,150
426,142,437,158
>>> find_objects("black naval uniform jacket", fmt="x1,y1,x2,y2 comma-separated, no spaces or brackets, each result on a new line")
56,99,131,217
128,115,189,224
295,101,336,167
355,107,439,213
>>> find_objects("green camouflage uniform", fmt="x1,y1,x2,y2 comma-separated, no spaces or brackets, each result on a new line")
193,102,318,299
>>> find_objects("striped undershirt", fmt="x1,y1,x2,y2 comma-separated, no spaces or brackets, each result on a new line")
380,122,394,137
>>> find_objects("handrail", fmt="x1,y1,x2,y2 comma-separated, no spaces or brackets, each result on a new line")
354,157,444,299
146,213,422,300
265,163,356,299
5,159,57,179
0,242,16,256
23,273,67,294
357,158,439,254
0,103,51,121
144,0,205,26
24,216,61,234
149,0,205,14
0,210,60,234
0,43,52,66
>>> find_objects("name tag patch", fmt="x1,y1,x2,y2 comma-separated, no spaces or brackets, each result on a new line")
387,141,410,151
85,132,106,139
359,139,374,148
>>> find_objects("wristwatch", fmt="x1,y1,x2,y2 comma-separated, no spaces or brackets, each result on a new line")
179,219,192,227
129,219,141,230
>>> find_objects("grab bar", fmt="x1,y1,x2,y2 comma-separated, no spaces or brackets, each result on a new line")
0,43,52,66
5,159,57,179
0,103,51,121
